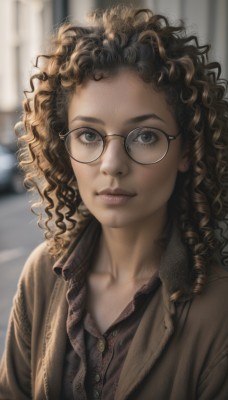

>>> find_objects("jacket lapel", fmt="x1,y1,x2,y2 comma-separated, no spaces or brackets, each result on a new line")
115,285,175,400
116,224,191,400
42,277,68,400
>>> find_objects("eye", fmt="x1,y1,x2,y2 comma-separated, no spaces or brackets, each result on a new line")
134,128,159,145
76,128,102,144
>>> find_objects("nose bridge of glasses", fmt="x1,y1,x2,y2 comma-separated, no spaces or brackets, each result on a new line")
103,133,126,151
100,133,128,163
104,133,126,142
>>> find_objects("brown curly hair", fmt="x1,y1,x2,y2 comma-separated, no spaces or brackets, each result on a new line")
18,5,228,299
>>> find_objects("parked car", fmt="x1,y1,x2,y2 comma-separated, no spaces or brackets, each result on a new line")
0,144,24,194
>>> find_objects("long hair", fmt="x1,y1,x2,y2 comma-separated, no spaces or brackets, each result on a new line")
18,5,228,299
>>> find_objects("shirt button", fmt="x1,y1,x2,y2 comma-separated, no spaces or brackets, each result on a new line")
97,338,106,353
95,373,101,383
93,389,100,399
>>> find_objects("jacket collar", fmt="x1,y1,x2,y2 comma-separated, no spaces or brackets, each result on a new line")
53,217,100,282
159,222,192,302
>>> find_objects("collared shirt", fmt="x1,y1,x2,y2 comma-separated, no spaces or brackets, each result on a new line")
54,219,161,400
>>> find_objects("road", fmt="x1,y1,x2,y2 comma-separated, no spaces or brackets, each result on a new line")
0,192,43,357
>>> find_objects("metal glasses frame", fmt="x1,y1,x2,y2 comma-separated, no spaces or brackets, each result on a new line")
59,127,181,165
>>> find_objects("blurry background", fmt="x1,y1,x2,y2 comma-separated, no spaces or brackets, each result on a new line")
0,0,227,357
0,0,227,147
0,0,228,147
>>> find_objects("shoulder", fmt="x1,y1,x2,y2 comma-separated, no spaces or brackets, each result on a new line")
17,242,61,315
174,264,228,347
187,265,228,334
20,242,56,284
23,241,53,270
191,266,228,390
203,264,228,304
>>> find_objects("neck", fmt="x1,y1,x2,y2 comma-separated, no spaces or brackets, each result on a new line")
93,212,168,283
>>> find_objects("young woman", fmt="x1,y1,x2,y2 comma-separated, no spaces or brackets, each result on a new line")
0,5,228,400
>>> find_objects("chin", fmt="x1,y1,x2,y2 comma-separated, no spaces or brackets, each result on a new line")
97,218,128,229
95,213,144,230
91,212,131,228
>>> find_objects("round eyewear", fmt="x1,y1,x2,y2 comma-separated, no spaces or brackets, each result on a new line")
59,127,181,165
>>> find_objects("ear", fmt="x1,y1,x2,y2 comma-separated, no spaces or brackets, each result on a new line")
178,150,190,173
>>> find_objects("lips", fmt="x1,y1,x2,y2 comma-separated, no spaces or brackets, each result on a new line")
97,188,136,196
96,188,136,205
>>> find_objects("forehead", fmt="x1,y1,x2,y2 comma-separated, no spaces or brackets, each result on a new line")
68,69,177,130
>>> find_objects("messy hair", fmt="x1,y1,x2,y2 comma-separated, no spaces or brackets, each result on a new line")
18,5,228,299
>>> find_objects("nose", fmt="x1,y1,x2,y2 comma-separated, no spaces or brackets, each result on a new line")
99,135,129,176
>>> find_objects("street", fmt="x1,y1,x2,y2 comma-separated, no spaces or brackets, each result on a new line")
0,192,43,357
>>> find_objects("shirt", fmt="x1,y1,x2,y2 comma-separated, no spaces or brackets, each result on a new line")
54,218,160,400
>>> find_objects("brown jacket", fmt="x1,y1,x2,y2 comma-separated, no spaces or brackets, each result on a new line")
0,225,228,399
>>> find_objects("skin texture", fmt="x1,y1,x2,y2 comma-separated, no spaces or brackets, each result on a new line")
68,69,187,231
68,69,189,331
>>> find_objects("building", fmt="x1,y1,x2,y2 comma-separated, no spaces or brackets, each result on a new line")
0,0,52,145
0,0,227,145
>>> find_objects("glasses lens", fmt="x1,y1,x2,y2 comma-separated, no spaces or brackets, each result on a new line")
65,128,103,163
126,127,169,164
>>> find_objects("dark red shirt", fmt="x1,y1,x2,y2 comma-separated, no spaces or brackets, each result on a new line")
54,219,160,400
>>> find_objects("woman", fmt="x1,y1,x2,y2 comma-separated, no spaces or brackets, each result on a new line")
0,5,228,400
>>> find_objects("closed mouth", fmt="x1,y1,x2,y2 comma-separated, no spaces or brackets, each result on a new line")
97,188,136,196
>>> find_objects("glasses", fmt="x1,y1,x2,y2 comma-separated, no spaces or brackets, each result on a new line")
59,127,181,165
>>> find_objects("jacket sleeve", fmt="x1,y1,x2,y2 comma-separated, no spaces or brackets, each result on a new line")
0,281,32,399
0,242,52,400
197,348,228,400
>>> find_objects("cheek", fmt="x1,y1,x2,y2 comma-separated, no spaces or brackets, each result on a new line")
71,163,79,182
71,162,95,194
140,163,179,198
71,162,88,181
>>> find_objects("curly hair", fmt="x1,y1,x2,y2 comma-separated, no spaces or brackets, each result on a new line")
18,5,228,300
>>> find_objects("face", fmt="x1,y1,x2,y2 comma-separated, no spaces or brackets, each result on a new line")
67,69,188,230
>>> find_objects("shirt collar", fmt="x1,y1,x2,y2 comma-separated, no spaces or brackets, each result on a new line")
53,218,191,302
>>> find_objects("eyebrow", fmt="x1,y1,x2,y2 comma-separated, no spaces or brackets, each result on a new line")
128,113,164,124
71,113,164,125
71,115,105,125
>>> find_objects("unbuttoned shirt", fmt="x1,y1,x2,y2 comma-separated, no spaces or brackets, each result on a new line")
53,219,161,400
